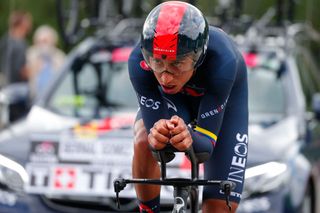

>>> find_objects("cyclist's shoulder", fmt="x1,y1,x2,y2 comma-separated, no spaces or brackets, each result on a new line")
208,26,231,41
198,27,244,82
207,26,237,52
129,42,143,61
128,43,145,70
208,26,227,35
205,26,242,65
128,42,155,81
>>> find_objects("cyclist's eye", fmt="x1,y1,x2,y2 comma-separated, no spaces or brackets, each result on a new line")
151,58,162,64
171,61,182,68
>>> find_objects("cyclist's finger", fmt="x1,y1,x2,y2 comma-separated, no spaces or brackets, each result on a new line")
171,137,192,151
148,132,168,150
170,115,180,125
170,131,185,143
166,120,175,130
148,139,167,150
169,121,186,136
153,119,171,135
170,130,191,145
149,127,170,143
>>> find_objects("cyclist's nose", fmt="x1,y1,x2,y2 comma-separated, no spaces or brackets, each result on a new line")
160,71,174,84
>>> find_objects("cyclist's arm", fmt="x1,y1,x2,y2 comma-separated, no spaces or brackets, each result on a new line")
128,45,170,132
190,60,237,154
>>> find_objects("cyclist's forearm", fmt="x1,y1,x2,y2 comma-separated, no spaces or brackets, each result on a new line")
188,126,214,155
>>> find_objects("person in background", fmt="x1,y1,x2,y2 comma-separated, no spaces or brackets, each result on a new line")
0,10,32,86
27,25,65,99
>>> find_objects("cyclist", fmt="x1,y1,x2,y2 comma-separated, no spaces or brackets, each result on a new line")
128,1,248,212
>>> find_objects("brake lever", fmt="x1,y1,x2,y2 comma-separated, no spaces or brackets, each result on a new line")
224,183,232,211
220,181,235,211
113,178,127,209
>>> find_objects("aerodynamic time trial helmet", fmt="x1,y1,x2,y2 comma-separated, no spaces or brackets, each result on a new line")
141,1,209,70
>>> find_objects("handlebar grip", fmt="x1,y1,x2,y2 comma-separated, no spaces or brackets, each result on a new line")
220,181,237,194
152,144,200,179
220,181,236,211
151,144,197,164
151,144,176,163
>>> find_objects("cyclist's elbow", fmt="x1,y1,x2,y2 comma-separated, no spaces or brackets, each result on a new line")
134,119,149,151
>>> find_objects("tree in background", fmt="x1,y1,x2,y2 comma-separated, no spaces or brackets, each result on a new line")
0,0,319,50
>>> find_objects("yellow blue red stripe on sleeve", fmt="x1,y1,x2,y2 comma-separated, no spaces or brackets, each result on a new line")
194,125,217,146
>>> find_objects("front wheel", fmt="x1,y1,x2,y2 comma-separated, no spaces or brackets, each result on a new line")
189,186,199,213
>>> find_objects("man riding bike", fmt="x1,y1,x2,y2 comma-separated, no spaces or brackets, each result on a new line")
128,1,248,212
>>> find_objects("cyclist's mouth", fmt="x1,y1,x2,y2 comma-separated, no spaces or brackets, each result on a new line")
161,85,176,94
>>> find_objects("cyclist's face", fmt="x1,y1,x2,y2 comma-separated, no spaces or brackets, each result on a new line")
148,55,195,75
149,56,195,94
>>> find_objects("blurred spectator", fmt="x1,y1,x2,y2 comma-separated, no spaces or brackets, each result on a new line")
0,10,32,86
27,25,65,99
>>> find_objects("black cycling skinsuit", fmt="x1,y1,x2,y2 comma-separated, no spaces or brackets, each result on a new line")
129,26,248,203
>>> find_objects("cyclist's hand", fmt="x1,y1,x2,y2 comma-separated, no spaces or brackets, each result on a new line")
148,119,171,150
167,115,192,151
